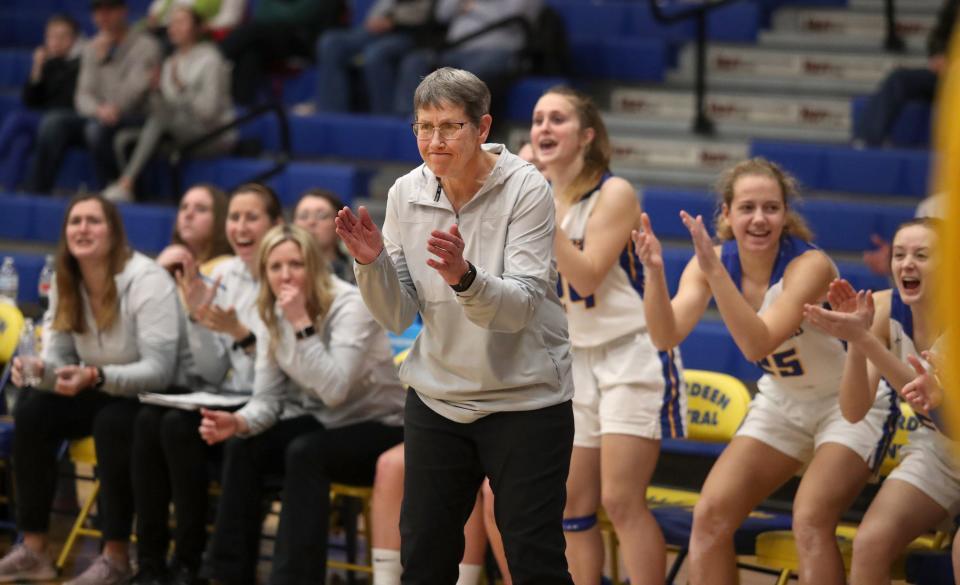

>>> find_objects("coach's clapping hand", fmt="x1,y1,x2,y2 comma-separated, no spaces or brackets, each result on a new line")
427,225,470,286
335,206,384,265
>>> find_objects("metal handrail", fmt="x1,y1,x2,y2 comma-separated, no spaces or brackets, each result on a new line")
167,101,292,196
647,0,743,136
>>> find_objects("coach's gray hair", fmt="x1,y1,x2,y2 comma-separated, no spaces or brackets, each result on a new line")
413,67,491,125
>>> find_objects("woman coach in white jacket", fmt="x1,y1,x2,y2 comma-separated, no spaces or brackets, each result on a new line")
336,67,575,585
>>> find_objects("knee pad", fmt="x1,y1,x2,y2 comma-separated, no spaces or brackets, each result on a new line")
562,514,597,532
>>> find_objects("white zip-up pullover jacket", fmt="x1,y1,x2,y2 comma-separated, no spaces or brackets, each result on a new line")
355,144,573,423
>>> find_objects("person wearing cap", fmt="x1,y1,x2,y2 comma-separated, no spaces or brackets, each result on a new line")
24,0,161,194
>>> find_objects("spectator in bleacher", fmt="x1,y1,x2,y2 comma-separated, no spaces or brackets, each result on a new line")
803,219,958,585
24,0,162,194
0,13,81,190
292,189,355,282
220,0,345,106
367,443,491,585
1,194,182,585
144,0,247,43
155,183,233,277
853,0,958,147
102,4,235,202
532,86,685,585
392,0,541,116
633,158,897,585
198,223,404,585
336,67,575,584
313,0,433,114
129,183,282,585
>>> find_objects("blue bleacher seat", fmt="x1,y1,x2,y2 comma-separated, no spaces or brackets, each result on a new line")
548,1,630,38
641,188,716,240
53,148,100,192
0,49,32,88
27,197,67,242
0,12,48,48
568,37,669,82
289,113,420,163
661,246,692,297
119,203,176,254
505,77,570,123
798,199,914,252
628,0,760,43
281,68,318,106
680,319,763,382
281,162,367,205
0,194,34,240
751,141,930,198
836,259,891,293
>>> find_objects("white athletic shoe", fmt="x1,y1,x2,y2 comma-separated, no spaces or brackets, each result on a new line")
102,182,133,203
64,554,132,585
0,543,57,583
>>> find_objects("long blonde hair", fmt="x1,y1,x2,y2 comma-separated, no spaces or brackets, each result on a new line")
53,194,132,334
714,157,814,242
542,86,611,205
256,225,336,355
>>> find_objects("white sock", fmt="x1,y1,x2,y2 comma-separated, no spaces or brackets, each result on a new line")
456,563,482,585
372,548,402,585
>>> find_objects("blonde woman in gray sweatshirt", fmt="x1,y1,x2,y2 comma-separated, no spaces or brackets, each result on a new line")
104,4,234,202
4,194,181,585
199,225,404,585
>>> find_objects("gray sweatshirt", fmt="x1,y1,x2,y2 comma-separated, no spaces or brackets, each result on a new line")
75,28,162,119
40,252,180,396
158,42,234,133
438,0,541,52
354,144,573,423
236,277,405,435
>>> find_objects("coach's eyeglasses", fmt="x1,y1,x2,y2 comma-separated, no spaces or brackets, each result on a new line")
412,122,467,140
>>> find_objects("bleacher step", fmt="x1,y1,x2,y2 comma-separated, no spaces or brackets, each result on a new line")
674,44,926,88
847,0,942,14
758,30,925,55
607,89,851,141
771,7,936,37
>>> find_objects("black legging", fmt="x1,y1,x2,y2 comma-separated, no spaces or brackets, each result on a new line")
206,415,403,585
13,389,139,540
132,406,220,572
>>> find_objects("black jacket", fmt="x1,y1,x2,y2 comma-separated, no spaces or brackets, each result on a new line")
21,55,80,111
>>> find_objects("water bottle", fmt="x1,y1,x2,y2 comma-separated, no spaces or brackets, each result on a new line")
38,254,55,311
0,256,17,304
19,318,42,387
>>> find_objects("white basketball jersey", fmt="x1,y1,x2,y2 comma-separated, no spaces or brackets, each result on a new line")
721,237,847,400
889,289,943,432
558,175,647,348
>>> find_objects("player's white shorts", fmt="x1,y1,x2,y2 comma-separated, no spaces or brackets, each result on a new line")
888,427,960,513
572,331,686,448
737,385,899,470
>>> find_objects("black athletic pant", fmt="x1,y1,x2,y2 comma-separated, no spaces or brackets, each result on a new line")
13,389,138,540
132,406,220,572
401,391,575,585
206,415,403,585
